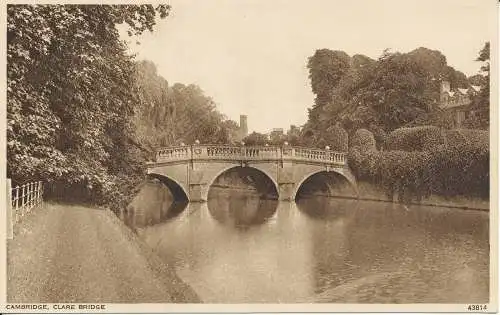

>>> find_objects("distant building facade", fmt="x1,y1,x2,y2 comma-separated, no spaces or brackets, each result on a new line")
439,80,481,127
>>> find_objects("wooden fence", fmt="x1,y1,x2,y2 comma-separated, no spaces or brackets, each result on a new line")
6,179,44,240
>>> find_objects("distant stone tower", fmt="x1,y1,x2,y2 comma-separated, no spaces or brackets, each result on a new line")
239,115,248,140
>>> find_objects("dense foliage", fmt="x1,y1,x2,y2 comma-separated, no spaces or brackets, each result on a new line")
348,128,489,203
7,4,236,213
466,42,490,129
133,60,239,154
8,5,173,211
384,126,444,151
302,46,489,145
350,129,376,152
242,132,268,146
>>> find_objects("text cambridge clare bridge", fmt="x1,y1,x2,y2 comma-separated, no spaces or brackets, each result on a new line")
146,144,358,202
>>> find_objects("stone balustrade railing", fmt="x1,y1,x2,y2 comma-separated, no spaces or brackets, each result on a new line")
155,145,346,165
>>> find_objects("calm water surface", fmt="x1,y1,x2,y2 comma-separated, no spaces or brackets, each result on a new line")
134,189,489,303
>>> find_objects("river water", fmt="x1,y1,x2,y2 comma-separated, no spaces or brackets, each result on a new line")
130,186,489,303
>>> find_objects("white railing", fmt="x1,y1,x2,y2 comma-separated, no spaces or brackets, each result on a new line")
7,179,44,239
154,145,346,165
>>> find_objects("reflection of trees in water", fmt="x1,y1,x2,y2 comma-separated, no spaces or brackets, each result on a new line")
296,197,359,221
207,189,278,229
124,179,189,228
296,197,358,294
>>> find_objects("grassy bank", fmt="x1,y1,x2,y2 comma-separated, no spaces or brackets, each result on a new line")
103,207,201,303
7,202,200,303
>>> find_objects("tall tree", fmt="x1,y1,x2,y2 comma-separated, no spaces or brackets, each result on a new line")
7,4,169,209
307,49,351,125
303,46,472,148
133,61,239,148
470,42,490,129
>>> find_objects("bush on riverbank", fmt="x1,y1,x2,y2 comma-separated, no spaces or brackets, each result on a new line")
384,126,488,152
327,125,349,151
384,126,443,151
444,129,489,148
350,129,377,151
348,127,489,203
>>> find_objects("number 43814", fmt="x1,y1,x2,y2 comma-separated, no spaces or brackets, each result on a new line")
467,304,487,311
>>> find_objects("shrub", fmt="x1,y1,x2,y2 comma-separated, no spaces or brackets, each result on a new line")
444,129,489,149
350,129,376,151
325,125,349,151
348,139,488,202
427,142,489,198
384,126,444,151
374,150,427,203
348,147,380,181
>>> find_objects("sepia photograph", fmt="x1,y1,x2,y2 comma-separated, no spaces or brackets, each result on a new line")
1,0,498,313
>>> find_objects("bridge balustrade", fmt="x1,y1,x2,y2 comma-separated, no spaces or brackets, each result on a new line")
156,146,191,161
155,144,346,165
203,146,241,159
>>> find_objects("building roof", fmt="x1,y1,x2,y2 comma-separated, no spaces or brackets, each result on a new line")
457,88,468,95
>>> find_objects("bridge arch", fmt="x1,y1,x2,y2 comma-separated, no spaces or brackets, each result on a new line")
147,173,190,202
203,165,280,201
292,169,358,201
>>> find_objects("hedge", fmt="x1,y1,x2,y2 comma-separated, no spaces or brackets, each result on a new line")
350,129,376,151
326,125,349,151
444,129,489,148
384,126,444,151
348,128,489,203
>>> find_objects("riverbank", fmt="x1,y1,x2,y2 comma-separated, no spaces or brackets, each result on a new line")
7,202,200,303
299,181,489,211
300,193,489,211
356,181,489,211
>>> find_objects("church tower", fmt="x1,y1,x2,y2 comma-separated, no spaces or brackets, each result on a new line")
239,115,248,139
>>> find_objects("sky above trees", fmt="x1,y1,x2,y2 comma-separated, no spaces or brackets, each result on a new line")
119,0,494,133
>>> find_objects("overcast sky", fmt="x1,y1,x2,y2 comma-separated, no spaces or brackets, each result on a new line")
121,0,494,133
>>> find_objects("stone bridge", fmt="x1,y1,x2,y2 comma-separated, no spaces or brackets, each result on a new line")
146,144,357,202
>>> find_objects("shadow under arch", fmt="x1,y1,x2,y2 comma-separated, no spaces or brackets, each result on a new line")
294,170,358,201
205,165,279,200
147,173,189,202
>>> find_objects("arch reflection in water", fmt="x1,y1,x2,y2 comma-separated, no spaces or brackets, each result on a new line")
296,196,359,221
124,179,189,228
207,189,278,229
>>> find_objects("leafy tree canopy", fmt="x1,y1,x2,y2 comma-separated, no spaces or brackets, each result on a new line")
302,46,484,147
7,4,169,210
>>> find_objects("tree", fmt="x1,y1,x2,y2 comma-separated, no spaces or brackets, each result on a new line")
243,132,268,146
472,42,490,129
307,49,351,128
302,46,471,148
7,4,169,210
468,74,487,86
133,60,240,148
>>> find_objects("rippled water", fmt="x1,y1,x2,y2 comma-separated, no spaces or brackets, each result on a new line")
133,188,489,303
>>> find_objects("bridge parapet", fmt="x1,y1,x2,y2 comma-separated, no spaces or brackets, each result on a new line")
283,147,346,165
156,146,191,162
155,144,346,166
